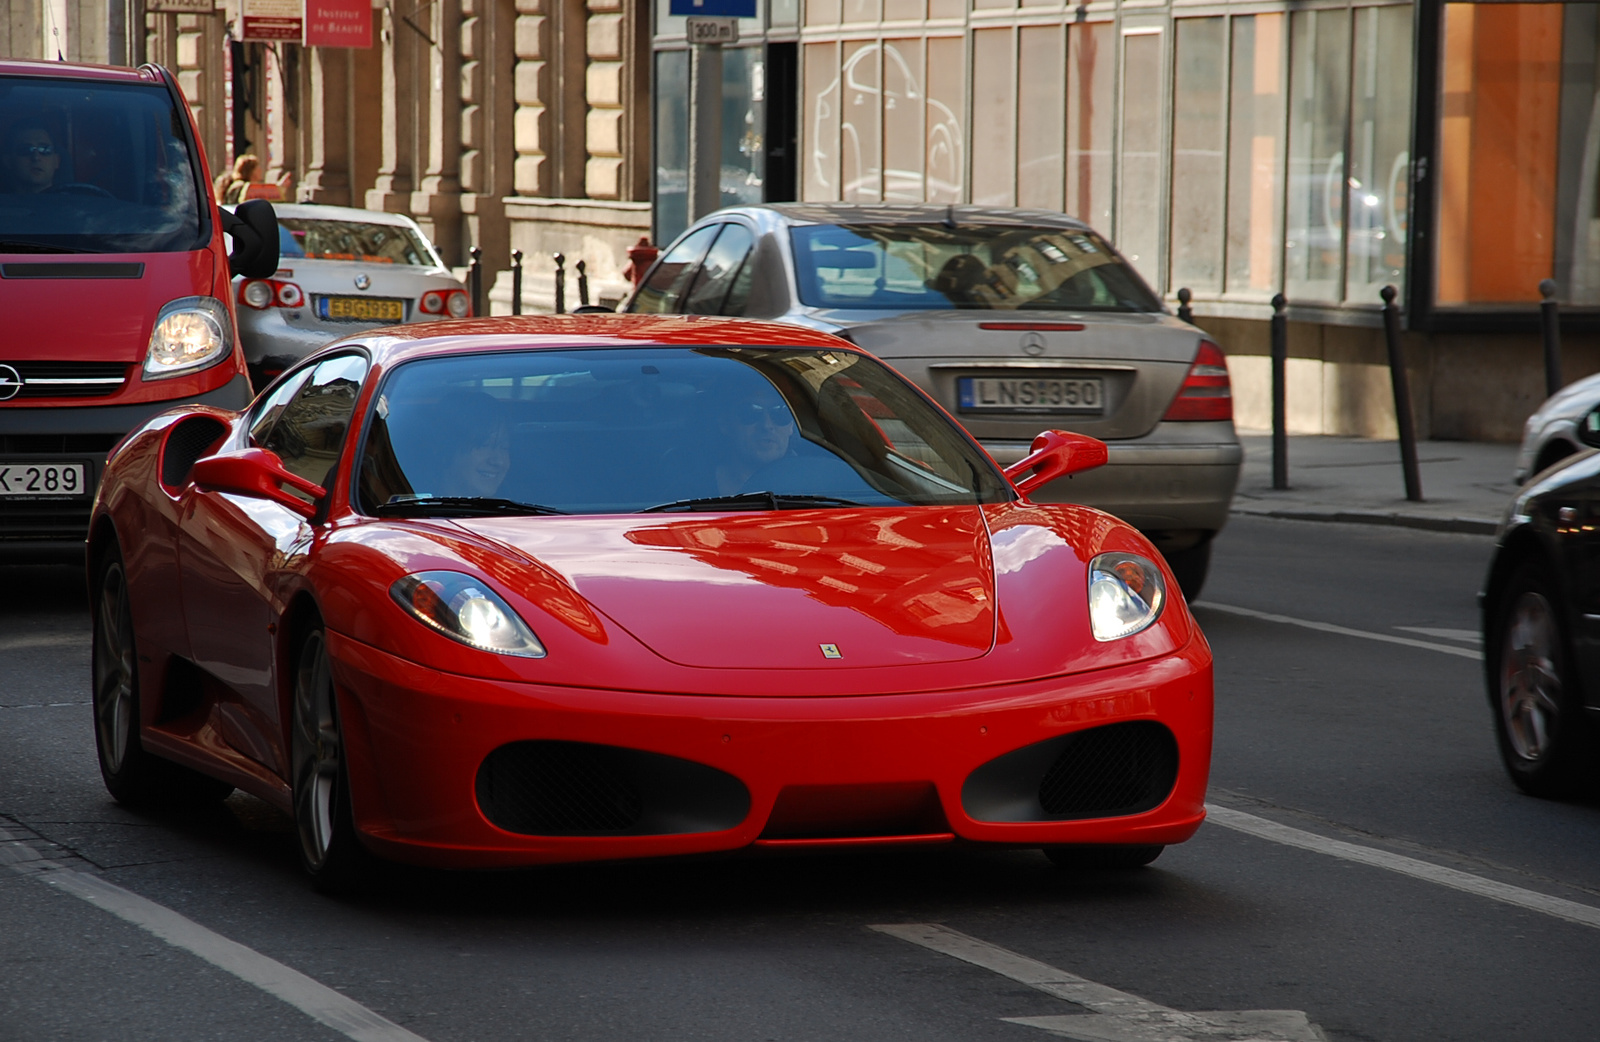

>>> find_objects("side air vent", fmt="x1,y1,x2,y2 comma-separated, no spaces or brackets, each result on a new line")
475,741,750,837
961,721,1179,823
161,416,229,489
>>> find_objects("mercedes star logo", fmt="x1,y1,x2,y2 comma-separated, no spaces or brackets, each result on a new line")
0,364,22,401
1020,331,1047,357
354,274,371,291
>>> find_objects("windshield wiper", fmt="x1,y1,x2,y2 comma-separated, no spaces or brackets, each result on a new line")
639,491,865,513
0,240,92,254
374,496,571,517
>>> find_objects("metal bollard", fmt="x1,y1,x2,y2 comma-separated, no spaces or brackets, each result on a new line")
1539,279,1562,398
468,246,482,317
553,252,566,315
511,249,523,316
1380,285,1424,502
576,260,590,308
1270,293,1288,491
1177,287,1193,324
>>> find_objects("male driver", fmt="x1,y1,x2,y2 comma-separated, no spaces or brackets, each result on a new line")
0,122,61,194
715,383,795,495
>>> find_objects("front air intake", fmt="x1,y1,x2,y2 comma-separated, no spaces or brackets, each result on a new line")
961,721,1179,823
475,740,750,837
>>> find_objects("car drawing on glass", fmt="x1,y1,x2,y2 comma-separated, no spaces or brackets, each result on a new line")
227,203,469,390
88,315,1213,891
1483,400,1600,798
624,205,1240,597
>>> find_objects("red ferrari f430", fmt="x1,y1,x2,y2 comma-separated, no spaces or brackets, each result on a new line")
87,315,1213,890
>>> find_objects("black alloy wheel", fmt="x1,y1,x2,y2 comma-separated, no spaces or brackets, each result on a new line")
1042,844,1164,870
291,626,371,892
91,544,231,806
1489,560,1592,798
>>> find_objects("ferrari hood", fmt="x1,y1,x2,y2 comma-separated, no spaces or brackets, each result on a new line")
453,506,997,670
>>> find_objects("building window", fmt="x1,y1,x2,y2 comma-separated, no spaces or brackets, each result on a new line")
1067,21,1114,231
1119,28,1165,284
924,35,964,202
1017,25,1065,211
841,39,883,201
1226,13,1285,297
1284,7,1350,304
1170,17,1226,294
1347,4,1412,305
882,38,927,202
971,27,1018,207
803,42,840,202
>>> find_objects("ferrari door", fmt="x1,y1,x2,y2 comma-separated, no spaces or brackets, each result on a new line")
176,354,370,776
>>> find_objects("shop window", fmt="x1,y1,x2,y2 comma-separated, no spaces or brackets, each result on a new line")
1118,28,1164,285
1285,8,1350,303
1170,17,1226,294
1346,4,1412,304
842,40,883,201
1226,13,1285,296
803,42,840,200
725,47,765,210
971,28,1018,206
1067,21,1114,231
925,35,965,202
1436,3,1571,305
1017,25,1065,211
654,49,689,244
882,39,927,201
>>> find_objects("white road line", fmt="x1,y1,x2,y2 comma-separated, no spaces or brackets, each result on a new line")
0,633,86,652
1205,804,1600,931
1394,626,1481,644
871,923,1323,1041
1198,602,1482,660
0,829,432,1042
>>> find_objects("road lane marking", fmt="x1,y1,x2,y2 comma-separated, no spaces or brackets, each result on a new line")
872,923,1323,1041
1206,804,1600,931
0,633,86,652
1394,626,1481,644
1198,602,1482,660
0,827,433,1042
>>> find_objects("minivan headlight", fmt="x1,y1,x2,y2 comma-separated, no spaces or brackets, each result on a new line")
143,296,232,379
391,571,547,658
1087,552,1166,641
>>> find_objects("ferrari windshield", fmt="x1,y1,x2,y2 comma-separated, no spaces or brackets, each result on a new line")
357,347,1015,515
0,77,205,254
791,223,1161,312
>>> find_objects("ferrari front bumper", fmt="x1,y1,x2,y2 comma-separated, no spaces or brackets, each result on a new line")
328,630,1214,868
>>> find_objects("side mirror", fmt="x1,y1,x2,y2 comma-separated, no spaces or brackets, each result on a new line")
1003,430,1109,495
220,199,280,279
1581,406,1600,449
191,447,324,519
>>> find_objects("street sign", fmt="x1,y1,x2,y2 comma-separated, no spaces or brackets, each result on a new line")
669,0,756,18
305,0,373,48
685,17,738,44
239,0,302,41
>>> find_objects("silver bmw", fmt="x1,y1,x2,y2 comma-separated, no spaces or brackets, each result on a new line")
229,203,469,389
624,204,1241,596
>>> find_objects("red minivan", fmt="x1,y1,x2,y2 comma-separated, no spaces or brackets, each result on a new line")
0,59,277,559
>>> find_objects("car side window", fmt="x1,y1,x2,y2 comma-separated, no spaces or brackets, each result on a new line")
629,225,720,314
247,369,314,445
683,224,755,316
255,354,371,498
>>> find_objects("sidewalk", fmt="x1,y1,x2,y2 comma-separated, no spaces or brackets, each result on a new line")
1230,432,1523,535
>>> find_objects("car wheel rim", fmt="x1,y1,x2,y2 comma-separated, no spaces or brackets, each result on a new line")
1500,590,1563,763
293,633,340,869
93,563,135,775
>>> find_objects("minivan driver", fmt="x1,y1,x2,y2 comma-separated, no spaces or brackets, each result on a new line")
1,123,61,194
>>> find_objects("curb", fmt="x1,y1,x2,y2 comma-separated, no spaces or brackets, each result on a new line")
1230,505,1498,536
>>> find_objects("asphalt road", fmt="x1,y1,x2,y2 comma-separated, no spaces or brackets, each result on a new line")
3,515,1598,1042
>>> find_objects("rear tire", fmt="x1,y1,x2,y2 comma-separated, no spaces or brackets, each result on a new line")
92,545,232,807
291,627,372,894
1488,559,1592,798
1164,540,1212,602
1043,844,1164,870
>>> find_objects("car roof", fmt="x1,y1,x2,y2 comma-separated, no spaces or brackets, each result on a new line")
0,58,157,84
733,203,1096,232
358,315,859,370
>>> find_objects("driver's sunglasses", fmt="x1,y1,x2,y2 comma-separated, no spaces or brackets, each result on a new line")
735,402,793,426
11,143,54,157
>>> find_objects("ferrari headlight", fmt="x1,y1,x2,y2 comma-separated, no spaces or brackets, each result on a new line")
1087,552,1166,641
391,571,547,658
144,296,232,379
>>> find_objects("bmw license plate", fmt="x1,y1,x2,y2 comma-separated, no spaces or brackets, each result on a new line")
0,461,89,498
320,296,404,322
957,376,1104,415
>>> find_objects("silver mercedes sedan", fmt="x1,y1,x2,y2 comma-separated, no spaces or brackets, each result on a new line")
623,204,1240,596
229,203,469,389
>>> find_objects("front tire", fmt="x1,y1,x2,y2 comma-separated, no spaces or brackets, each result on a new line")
1043,845,1164,870
1165,540,1212,602
1489,560,1592,798
291,627,371,892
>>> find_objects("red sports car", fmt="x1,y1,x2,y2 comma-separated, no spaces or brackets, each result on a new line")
88,315,1213,890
